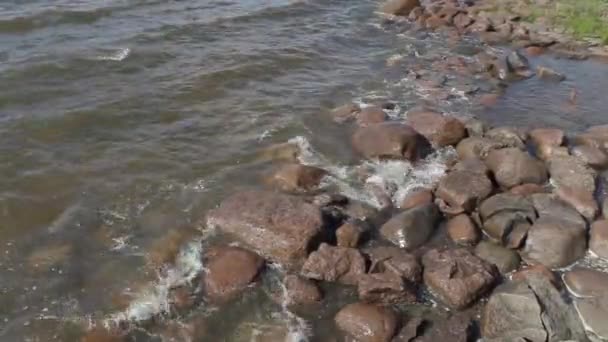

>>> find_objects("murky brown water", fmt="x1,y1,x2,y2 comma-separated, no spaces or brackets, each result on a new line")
2,0,608,341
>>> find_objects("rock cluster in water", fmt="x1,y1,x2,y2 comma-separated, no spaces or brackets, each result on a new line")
81,1,608,341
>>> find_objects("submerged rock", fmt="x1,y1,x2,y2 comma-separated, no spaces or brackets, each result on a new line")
537,66,566,82
281,275,322,306
335,302,399,342
407,111,466,147
574,125,608,151
301,243,366,285
203,246,264,302
206,190,324,268
352,122,422,160
422,248,498,309
380,203,440,249
331,103,360,123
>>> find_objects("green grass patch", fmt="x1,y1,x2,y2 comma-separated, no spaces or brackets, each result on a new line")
553,0,608,43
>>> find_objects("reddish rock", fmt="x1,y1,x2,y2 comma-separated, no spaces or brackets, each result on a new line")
555,185,599,221
380,0,421,16
511,264,558,287
447,214,480,246
436,169,493,213
331,103,360,123
537,66,566,82
422,248,498,309
590,220,608,259
206,191,324,268
301,243,366,285
203,246,264,302
336,221,365,248
380,204,440,249
571,145,608,169
407,111,467,147
478,93,500,107
529,128,564,148
168,285,197,313
352,122,421,160
364,246,422,283
265,163,327,192
510,183,546,196
525,46,546,56
474,241,521,274
357,106,388,126
400,189,433,210
357,271,417,305
335,302,399,342
536,144,570,161
257,142,301,163
282,275,322,306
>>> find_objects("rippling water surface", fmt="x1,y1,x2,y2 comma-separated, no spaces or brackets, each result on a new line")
2,0,608,340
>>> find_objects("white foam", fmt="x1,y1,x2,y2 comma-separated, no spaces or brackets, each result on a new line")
95,47,130,62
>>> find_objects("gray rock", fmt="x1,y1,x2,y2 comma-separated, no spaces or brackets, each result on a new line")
522,217,587,269
479,193,536,243
531,193,587,229
380,204,440,250
591,220,608,259
564,267,608,298
564,268,608,341
548,155,597,194
475,241,521,274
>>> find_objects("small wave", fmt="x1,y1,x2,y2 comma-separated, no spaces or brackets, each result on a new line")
94,48,131,62
0,8,112,34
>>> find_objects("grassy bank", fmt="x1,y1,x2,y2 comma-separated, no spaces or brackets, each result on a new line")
527,0,608,44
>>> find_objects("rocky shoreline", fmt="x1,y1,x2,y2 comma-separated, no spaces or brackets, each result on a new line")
82,1,608,341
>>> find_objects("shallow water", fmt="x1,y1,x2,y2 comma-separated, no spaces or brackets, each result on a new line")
2,0,608,341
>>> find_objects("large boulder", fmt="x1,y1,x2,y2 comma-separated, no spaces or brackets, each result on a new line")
531,193,587,229
590,220,608,259
380,0,421,16
456,136,503,160
564,268,608,342
352,122,421,160
478,193,536,244
436,168,493,214
301,243,366,285
203,246,264,302
522,217,587,269
334,302,399,342
555,185,599,221
363,246,421,283
406,111,466,147
474,241,521,274
548,155,597,194
422,248,498,309
380,204,440,249
485,148,548,189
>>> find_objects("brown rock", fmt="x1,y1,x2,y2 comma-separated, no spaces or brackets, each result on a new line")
301,243,366,285
380,204,440,249
335,302,399,342
555,185,599,221
536,144,570,161
422,248,498,309
529,128,564,148
456,136,503,160
81,328,125,342
393,317,424,341
525,46,546,56
474,241,521,274
203,246,264,302
206,190,324,268
522,217,587,269
168,285,197,313
453,12,474,31
357,106,387,126
485,126,526,149
563,267,608,298
478,93,499,107
548,155,597,194
363,246,421,283
447,214,480,246
407,111,467,147
485,147,548,189
436,169,493,213
352,122,421,160
590,220,608,259
574,124,608,151
511,264,558,287
336,221,365,248
479,193,536,243
537,66,566,82
571,145,608,169
27,243,73,270
400,189,433,210
331,103,360,123
357,271,417,305
282,275,322,305
266,163,327,192
159,315,208,342
256,142,301,163
510,183,546,196
505,221,530,249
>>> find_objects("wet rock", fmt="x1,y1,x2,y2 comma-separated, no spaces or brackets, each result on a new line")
505,221,531,249
548,155,597,194
341,200,380,222
478,93,500,108
485,126,527,149
529,128,564,148
574,125,608,151
168,285,197,313
525,45,546,56
357,271,417,305
474,241,521,274
436,169,492,213
81,327,126,342
479,193,536,243
422,248,498,309
146,229,197,269
511,264,558,287
282,275,322,306
399,189,433,210
203,246,264,302
464,117,486,136
522,217,586,269
451,157,490,174
336,221,365,248
352,122,421,160
301,243,366,286
406,111,466,147
573,297,608,342
447,214,480,246
380,0,421,16
335,302,398,342
506,50,533,78
265,163,327,192
510,183,546,196
590,220,608,259
159,315,208,342
332,103,360,123
380,203,440,249
531,193,587,229
572,145,608,169
363,246,421,283
555,185,599,221
257,142,301,163
416,315,473,342
563,268,608,341
485,147,548,189
536,144,570,161
392,317,424,341
564,267,608,298
206,190,324,268
456,136,503,160
357,106,388,126
537,66,566,82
